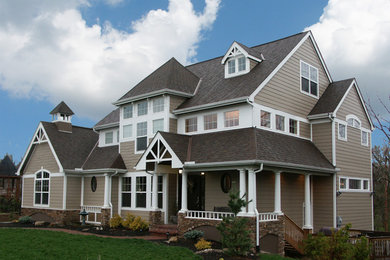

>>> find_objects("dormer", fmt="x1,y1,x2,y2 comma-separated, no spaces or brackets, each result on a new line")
50,101,74,133
221,41,264,78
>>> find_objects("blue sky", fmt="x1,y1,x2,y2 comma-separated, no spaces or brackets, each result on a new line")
0,0,389,163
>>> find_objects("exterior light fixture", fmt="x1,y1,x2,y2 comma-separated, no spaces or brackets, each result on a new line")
178,169,183,174
201,172,205,175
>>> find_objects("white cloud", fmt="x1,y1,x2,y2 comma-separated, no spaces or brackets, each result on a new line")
0,0,221,120
306,0,390,114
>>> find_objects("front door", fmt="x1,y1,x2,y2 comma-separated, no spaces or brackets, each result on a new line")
187,174,205,211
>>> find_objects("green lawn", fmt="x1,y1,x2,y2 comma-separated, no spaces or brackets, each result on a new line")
0,228,201,260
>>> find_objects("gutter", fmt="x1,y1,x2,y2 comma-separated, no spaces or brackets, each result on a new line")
307,112,333,120
113,89,193,106
94,122,119,131
173,97,247,115
64,168,127,175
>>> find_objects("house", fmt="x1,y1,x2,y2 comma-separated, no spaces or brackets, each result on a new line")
0,154,21,199
17,31,373,255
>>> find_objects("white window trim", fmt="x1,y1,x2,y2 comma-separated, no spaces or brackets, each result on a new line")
33,170,50,207
135,121,148,154
122,124,133,139
260,110,272,129
346,114,361,129
300,60,319,99
123,104,133,119
120,173,156,211
153,97,165,113
121,177,132,208
203,113,218,131
339,176,370,192
361,130,369,146
224,110,240,128
185,117,198,133
225,53,250,78
337,122,347,141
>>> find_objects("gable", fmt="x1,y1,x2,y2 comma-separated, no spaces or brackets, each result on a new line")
23,142,60,174
254,37,331,118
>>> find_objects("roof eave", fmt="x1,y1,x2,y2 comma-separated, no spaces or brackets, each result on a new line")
173,97,248,115
94,122,119,131
113,89,194,106
64,168,127,175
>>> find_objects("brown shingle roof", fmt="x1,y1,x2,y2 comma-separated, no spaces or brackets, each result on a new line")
95,108,119,128
50,101,74,115
309,79,354,116
82,145,126,170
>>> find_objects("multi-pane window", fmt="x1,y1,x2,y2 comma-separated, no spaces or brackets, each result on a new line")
204,114,218,130
339,178,347,190
35,171,50,206
123,105,133,119
260,111,271,128
105,131,113,144
301,61,318,97
153,97,164,113
275,115,285,131
136,176,147,208
151,176,163,209
228,60,236,74
238,56,246,71
347,117,361,128
123,124,132,138
136,122,147,151
224,110,239,127
289,119,298,134
153,119,164,134
338,123,347,140
137,101,148,116
339,177,369,191
185,117,198,132
122,177,131,207
361,131,368,146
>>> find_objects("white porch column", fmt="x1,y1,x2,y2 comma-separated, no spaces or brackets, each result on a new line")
80,176,84,207
274,171,282,214
247,169,256,215
103,174,110,208
180,170,188,212
152,174,158,210
303,174,312,229
239,169,247,213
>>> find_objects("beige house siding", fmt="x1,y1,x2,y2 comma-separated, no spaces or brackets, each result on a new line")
281,173,304,227
312,175,333,232
168,173,177,220
120,141,141,170
255,38,330,118
84,176,104,206
50,177,64,209
66,177,81,210
337,193,372,230
22,178,34,207
111,176,119,215
170,96,187,113
312,123,333,163
300,122,311,139
169,118,178,133
121,209,150,222
23,143,60,174
250,60,258,70
257,171,274,212
205,171,238,211
336,85,370,129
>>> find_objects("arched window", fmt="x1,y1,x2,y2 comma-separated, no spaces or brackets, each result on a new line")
346,115,361,129
34,170,50,206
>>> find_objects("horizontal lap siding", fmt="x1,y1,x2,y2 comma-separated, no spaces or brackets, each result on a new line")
313,175,333,232
170,96,187,112
84,176,104,206
169,118,178,133
111,177,119,215
120,141,141,170
121,210,150,222
282,173,304,227
23,143,59,174
337,193,372,230
255,38,330,118
50,177,63,209
312,123,333,163
300,122,311,139
205,172,238,211
257,171,274,212
22,178,34,207
66,177,81,210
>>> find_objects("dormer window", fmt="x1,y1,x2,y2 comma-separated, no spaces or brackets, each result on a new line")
238,56,246,71
228,60,236,74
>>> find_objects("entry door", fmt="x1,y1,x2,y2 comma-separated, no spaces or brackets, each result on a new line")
187,174,205,211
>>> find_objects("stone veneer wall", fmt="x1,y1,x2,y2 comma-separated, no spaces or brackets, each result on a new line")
259,215,285,255
101,208,111,227
149,211,163,227
21,208,79,224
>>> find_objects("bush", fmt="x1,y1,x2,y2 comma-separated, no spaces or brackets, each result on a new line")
121,213,135,229
129,216,149,231
0,197,21,213
183,230,204,240
109,214,122,228
194,238,211,250
18,216,33,224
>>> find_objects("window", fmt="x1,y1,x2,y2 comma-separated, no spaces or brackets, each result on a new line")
116,130,119,143
153,97,164,113
361,131,368,146
137,101,148,116
224,110,239,127
260,111,271,128
228,60,235,74
347,116,361,128
122,177,131,207
238,56,246,71
153,119,164,134
105,131,113,144
185,117,198,132
136,122,147,151
136,176,147,208
91,176,97,192
35,171,50,206
339,178,347,189
151,176,163,209
289,119,298,134
338,123,347,141
339,177,370,192
363,180,369,190
301,61,318,97
123,105,133,119
123,124,132,138
275,115,285,131
204,114,217,130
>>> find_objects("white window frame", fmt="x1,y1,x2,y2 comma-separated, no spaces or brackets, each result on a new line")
121,177,132,208
153,118,164,134
361,130,369,146
338,122,347,141
123,104,133,119
123,124,133,139
136,122,148,152
300,60,319,98
34,170,50,207
289,118,298,135
204,113,218,131
137,100,148,116
135,176,147,208
346,114,361,129
224,110,239,128
275,114,285,132
153,97,165,113
339,176,370,192
260,110,271,129
105,131,113,144
185,117,198,133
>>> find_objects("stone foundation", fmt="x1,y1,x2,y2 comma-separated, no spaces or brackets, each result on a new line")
149,210,163,227
21,207,79,225
259,215,285,255
101,208,111,227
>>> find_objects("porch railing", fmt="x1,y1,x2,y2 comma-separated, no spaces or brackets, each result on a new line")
80,205,102,224
258,212,279,222
284,214,305,254
369,237,390,258
185,210,234,220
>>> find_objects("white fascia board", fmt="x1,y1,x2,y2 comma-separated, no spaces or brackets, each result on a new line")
41,126,64,173
307,113,333,120
221,42,248,64
64,168,127,175
333,80,354,117
173,97,247,115
94,122,119,131
113,89,193,106
16,122,41,175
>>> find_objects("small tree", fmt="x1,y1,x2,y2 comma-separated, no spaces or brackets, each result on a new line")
217,190,253,256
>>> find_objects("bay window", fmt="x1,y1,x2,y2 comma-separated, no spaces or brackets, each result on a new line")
136,176,147,208
122,177,131,207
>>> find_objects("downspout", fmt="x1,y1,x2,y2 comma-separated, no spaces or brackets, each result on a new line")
254,163,263,252
109,171,119,218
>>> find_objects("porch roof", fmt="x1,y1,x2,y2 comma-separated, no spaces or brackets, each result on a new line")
157,127,334,172
82,144,126,170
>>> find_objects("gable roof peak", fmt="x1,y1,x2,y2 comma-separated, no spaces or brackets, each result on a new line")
50,101,74,116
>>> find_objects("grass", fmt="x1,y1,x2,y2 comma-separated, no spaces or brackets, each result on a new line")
0,228,201,260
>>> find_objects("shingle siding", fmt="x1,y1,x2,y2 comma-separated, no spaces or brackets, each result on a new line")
23,143,60,174
300,122,311,139
257,171,274,213
312,123,333,163
22,178,34,207
66,176,81,209
50,177,63,209
120,141,141,170
337,193,372,230
204,171,238,211
313,175,333,232
83,176,104,206
282,173,304,227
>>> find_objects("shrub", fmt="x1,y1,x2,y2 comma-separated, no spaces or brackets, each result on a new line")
195,238,211,250
109,214,122,228
121,213,135,229
129,216,149,231
18,216,33,224
0,197,21,213
353,236,370,260
183,230,204,240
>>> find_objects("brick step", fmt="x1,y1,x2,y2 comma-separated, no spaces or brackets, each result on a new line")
149,224,178,235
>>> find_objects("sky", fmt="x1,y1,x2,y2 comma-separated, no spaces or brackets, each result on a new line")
0,0,389,163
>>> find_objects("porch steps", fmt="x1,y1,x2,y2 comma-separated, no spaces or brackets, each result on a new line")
284,241,303,257
149,224,178,236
